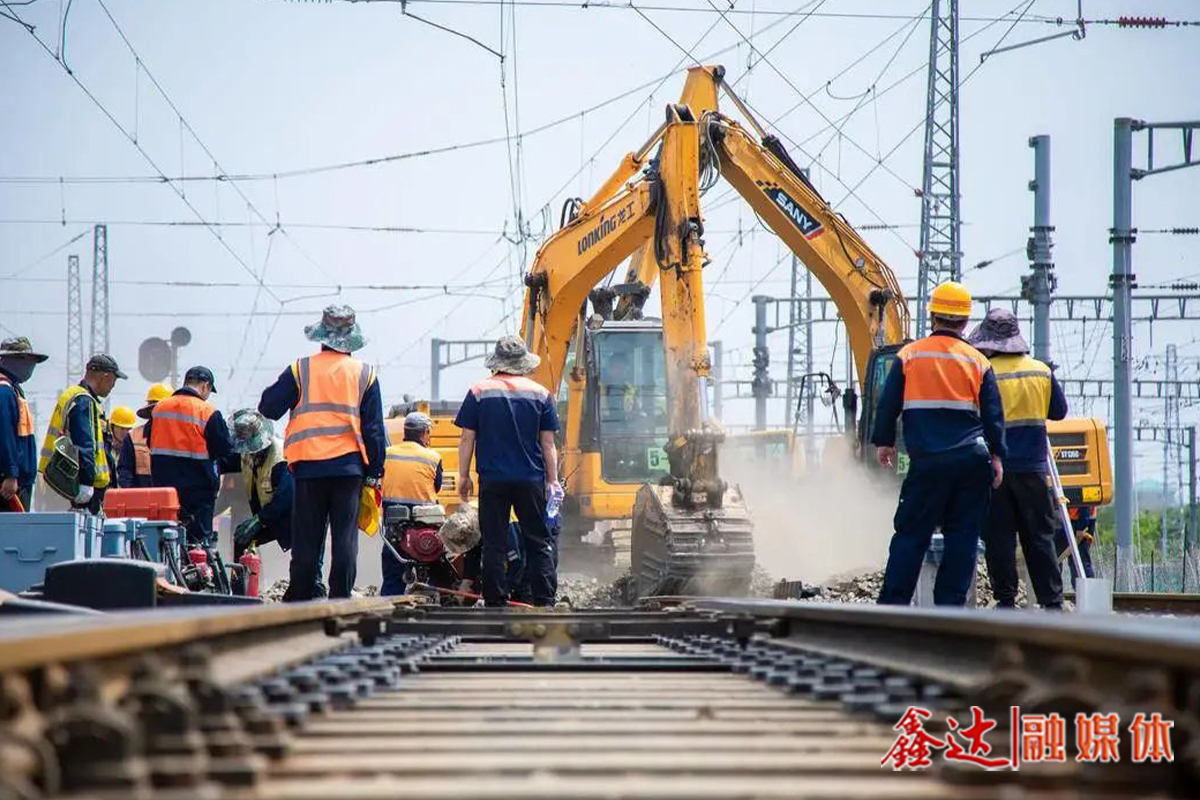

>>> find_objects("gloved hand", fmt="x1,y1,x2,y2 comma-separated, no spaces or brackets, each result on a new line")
74,485,94,505
234,516,262,549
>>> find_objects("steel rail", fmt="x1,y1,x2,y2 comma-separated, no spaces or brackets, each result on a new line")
0,597,396,672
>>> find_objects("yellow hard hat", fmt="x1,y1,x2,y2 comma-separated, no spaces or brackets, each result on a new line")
928,281,972,319
110,406,137,429
145,382,172,404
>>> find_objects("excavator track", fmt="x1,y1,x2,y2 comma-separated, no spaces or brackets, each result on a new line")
630,484,755,598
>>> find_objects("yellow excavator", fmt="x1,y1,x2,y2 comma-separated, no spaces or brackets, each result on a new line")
492,64,910,596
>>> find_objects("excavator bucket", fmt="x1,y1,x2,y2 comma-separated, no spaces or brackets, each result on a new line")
630,483,756,598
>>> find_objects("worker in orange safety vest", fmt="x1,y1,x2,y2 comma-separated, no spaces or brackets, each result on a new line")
871,282,1008,606
258,305,388,601
150,367,233,545
118,382,170,488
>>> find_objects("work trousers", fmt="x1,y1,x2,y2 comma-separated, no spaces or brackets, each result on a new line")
983,472,1065,608
176,486,216,546
381,543,406,596
478,480,556,606
1056,523,1096,585
878,445,993,607
286,476,361,601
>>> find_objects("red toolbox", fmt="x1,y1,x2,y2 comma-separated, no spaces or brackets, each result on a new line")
103,487,181,521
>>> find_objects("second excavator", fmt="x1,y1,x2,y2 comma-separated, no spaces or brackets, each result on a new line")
510,65,909,597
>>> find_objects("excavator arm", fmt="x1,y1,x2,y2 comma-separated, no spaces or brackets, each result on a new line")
624,65,910,384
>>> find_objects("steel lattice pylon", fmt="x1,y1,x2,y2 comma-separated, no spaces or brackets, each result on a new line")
66,254,84,383
915,0,962,333
90,224,108,357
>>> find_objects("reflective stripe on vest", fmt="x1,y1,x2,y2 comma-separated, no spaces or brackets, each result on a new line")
37,384,110,487
150,393,215,460
283,351,373,464
0,375,33,437
990,353,1052,428
130,425,152,476
469,373,551,402
242,439,283,507
898,335,989,413
382,441,440,505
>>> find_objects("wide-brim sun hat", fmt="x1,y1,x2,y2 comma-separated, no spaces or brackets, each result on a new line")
0,336,49,363
484,335,541,375
305,304,366,354
968,308,1031,355
229,408,275,454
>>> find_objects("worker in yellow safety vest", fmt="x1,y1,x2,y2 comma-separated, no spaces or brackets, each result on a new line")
968,308,1069,610
380,411,443,595
38,354,127,514
118,382,171,488
0,337,48,512
258,305,388,601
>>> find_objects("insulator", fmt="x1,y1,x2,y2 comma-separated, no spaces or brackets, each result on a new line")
1118,16,1168,28
1170,227,1199,235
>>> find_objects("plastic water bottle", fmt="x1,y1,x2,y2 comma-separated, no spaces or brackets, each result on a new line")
546,483,564,522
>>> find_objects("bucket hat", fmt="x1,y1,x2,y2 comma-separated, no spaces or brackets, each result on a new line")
967,308,1030,356
305,304,366,353
0,336,49,363
484,335,541,375
229,409,275,455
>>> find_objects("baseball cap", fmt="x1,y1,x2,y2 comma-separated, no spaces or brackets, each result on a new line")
184,366,217,393
86,353,128,379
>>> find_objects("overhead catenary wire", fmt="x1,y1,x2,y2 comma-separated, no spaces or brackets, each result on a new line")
0,0,282,305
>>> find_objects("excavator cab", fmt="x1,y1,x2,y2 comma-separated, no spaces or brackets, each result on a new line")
581,320,671,486
856,344,909,475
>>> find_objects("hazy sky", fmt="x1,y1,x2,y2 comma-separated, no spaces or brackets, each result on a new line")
2,0,1198,483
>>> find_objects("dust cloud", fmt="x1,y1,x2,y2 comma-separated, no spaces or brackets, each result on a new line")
721,437,898,586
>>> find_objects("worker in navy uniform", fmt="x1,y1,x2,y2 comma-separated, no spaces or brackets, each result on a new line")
968,309,1069,609
1059,505,1097,585
872,282,1007,606
219,409,295,562
0,337,48,512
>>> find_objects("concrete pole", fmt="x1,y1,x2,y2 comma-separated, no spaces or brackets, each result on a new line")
1028,135,1055,364
785,256,799,428
430,338,442,402
1189,427,1197,557
752,296,770,431
709,340,724,421
1112,118,1136,589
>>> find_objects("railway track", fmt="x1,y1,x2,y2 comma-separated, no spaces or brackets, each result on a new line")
0,598,1193,798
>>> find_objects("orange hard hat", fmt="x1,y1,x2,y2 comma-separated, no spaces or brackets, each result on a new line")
928,281,972,319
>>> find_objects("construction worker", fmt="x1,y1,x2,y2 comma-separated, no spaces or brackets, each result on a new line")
872,282,1006,606
259,305,387,601
0,337,48,512
380,411,443,595
117,383,170,488
39,354,126,514
968,309,1068,609
109,406,135,450
455,335,560,607
220,409,294,562
1060,505,1097,585
150,366,233,545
